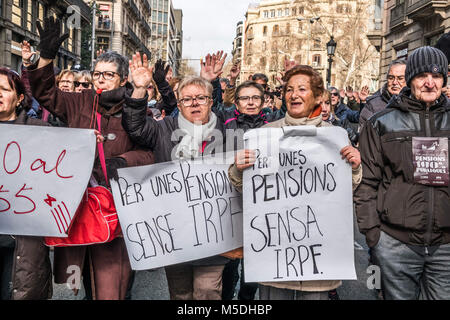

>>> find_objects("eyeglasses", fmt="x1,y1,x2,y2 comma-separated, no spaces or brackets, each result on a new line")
74,81,90,88
387,75,406,83
92,71,119,80
238,95,263,103
331,92,340,97
179,95,211,107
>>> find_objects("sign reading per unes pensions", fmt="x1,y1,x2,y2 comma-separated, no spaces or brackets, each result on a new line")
0,125,96,237
111,160,243,270
243,126,357,282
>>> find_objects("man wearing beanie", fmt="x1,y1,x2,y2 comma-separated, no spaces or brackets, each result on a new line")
355,46,450,300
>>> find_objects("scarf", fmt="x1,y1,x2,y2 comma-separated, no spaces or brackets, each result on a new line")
283,106,324,127
174,112,218,159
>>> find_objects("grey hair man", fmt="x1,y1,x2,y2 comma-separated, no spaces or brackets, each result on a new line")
358,59,407,130
355,46,450,300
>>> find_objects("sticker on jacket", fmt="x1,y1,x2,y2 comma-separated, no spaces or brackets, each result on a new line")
412,137,449,186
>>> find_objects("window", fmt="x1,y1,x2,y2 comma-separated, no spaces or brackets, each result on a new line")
313,38,321,49
272,40,278,53
313,54,321,67
286,23,291,33
264,10,269,18
12,0,23,26
263,26,267,36
285,40,289,50
285,8,289,16
262,41,266,51
277,9,283,17
298,21,303,32
270,9,275,18
292,8,296,16
273,25,279,36
260,57,266,68
98,37,109,52
248,41,252,54
299,6,304,14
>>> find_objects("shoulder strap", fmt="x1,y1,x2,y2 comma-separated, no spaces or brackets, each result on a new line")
96,112,109,186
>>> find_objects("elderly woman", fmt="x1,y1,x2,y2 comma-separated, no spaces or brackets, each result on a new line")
0,67,52,300
228,65,362,300
56,69,76,92
122,54,229,300
23,17,154,300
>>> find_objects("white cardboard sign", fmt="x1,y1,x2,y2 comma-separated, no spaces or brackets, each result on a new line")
111,160,243,271
243,126,357,282
0,124,96,237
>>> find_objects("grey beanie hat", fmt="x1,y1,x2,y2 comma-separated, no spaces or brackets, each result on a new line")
405,46,448,87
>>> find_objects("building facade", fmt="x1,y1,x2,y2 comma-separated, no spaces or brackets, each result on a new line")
239,0,382,91
0,0,91,71
148,0,182,74
91,0,152,61
232,21,244,64
380,0,449,82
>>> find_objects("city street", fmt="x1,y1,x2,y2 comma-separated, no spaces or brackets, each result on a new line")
51,213,379,300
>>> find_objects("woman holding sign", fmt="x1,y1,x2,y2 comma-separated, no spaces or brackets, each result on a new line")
229,65,362,300
23,17,155,300
0,67,53,300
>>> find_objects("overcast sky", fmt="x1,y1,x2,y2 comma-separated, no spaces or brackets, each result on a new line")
171,0,259,72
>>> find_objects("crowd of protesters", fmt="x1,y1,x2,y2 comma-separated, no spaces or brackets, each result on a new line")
0,16,449,301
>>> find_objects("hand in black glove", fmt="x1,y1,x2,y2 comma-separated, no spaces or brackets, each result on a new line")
36,16,70,60
152,59,170,85
105,157,128,183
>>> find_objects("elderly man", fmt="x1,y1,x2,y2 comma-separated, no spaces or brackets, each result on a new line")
358,60,407,130
355,46,450,300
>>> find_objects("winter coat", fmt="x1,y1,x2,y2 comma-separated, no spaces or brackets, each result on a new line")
26,62,155,299
335,102,360,123
122,94,229,267
355,88,450,248
358,83,392,130
0,110,53,300
228,112,363,292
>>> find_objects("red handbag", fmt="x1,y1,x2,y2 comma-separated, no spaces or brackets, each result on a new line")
44,112,121,247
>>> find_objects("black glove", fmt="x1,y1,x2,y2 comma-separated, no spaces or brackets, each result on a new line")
105,157,127,183
152,59,170,85
36,17,70,60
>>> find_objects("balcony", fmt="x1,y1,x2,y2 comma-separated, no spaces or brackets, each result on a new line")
97,18,112,31
140,18,151,36
406,0,447,21
124,26,140,47
389,3,406,29
142,0,151,14
125,0,141,19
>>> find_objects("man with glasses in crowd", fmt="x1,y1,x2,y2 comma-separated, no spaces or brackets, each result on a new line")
358,59,407,130
329,86,360,123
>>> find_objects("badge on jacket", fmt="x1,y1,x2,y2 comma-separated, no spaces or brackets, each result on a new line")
412,137,449,186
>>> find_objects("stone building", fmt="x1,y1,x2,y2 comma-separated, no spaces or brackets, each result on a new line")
239,0,382,91
0,0,91,71
380,0,449,82
91,0,152,61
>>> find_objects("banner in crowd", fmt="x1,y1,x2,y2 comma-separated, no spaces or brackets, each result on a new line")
111,159,243,271
0,125,96,237
243,126,357,282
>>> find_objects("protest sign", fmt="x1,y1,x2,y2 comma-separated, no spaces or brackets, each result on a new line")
243,125,356,282
0,125,96,237
111,159,243,271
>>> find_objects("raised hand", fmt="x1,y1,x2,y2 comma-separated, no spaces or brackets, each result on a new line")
339,89,346,99
200,53,222,82
229,63,240,86
284,57,297,73
153,59,170,85
359,85,370,102
213,50,227,77
21,40,37,67
345,86,354,99
36,16,69,60
129,52,153,99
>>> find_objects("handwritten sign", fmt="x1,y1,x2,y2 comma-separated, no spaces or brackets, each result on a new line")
110,159,243,271
243,126,356,282
0,125,96,237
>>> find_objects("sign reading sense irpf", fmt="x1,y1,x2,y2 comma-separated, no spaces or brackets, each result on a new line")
243,126,357,282
111,160,243,270
0,125,96,237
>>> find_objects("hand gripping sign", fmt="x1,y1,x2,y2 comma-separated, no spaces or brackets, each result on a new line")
110,158,243,271
0,124,96,237
242,125,357,283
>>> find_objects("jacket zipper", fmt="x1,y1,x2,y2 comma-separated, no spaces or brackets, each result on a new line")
424,110,434,248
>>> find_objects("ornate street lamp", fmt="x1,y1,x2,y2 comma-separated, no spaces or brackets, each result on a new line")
326,36,337,89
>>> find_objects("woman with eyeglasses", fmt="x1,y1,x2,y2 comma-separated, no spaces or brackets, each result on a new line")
22,17,154,300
